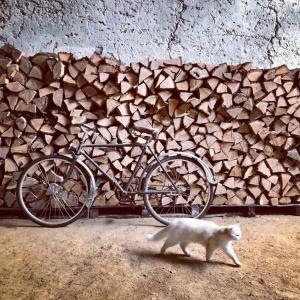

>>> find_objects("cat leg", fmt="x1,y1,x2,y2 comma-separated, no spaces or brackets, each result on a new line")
206,242,217,262
222,242,241,267
160,238,179,255
180,242,192,257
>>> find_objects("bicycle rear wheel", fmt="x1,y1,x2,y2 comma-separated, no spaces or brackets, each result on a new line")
143,156,214,225
17,155,90,227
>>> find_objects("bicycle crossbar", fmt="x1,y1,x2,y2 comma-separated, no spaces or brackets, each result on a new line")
82,143,144,148
126,190,179,195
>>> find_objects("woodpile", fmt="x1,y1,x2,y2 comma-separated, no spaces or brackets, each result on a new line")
0,43,299,208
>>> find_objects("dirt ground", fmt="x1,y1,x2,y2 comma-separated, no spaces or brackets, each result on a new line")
0,215,299,300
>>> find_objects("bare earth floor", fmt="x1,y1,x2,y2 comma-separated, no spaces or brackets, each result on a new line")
0,215,299,300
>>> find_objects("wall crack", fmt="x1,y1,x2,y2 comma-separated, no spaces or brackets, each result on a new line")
267,1,282,67
167,0,187,58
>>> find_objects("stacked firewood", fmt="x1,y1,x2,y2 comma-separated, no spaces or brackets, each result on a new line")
0,43,299,208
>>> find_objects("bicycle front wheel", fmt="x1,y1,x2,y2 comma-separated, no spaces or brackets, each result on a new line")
17,155,90,227
143,156,214,225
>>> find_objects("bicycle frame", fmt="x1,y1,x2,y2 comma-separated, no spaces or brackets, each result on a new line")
70,136,179,197
17,127,216,226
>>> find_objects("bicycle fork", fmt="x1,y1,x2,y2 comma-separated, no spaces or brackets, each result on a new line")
62,153,96,218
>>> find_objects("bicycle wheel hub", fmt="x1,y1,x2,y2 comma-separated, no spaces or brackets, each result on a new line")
49,183,63,195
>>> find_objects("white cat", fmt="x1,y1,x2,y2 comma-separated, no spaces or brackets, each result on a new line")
147,218,242,267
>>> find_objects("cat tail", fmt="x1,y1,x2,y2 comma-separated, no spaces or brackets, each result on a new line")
147,227,169,242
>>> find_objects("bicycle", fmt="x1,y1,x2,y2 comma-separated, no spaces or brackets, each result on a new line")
17,125,215,227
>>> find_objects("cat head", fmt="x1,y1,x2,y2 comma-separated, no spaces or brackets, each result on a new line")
226,224,242,240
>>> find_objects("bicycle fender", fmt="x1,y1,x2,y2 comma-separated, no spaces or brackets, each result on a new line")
156,152,215,184
75,159,96,208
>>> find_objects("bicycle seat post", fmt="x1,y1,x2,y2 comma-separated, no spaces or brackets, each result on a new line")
78,131,88,151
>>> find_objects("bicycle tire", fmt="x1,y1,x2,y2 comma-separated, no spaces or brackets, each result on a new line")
143,155,214,225
17,154,91,228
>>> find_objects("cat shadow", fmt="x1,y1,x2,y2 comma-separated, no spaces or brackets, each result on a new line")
133,249,236,269
112,220,164,228
132,223,165,228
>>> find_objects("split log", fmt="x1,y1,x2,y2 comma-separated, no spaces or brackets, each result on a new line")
6,81,24,92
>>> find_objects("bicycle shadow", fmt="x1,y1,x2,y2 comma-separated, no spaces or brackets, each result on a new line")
0,217,164,228
132,249,236,269
0,219,41,228
102,218,165,228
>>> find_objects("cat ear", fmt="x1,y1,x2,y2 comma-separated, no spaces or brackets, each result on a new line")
229,223,240,229
232,224,241,230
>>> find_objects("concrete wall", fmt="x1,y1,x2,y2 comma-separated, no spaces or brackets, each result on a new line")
0,0,300,68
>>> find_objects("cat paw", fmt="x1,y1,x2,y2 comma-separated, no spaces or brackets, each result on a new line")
184,252,192,257
234,262,241,267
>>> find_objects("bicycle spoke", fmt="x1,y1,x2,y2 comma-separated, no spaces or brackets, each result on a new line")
39,199,51,220
56,195,69,220
52,193,72,219
48,196,52,220
19,156,89,226
144,157,212,224
60,196,76,216
37,165,48,185
56,195,66,220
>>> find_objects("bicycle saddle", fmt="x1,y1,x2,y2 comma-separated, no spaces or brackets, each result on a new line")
133,125,159,138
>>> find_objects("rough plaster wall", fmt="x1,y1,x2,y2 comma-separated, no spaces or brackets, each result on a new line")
0,0,299,68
